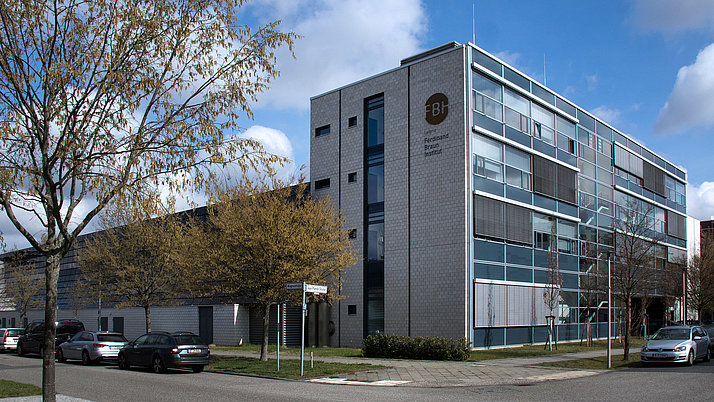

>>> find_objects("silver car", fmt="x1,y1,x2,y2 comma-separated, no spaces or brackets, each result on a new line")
0,328,24,352
57,331,128,365
641,326,711,365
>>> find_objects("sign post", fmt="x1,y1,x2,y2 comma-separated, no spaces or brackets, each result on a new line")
286,282,327,376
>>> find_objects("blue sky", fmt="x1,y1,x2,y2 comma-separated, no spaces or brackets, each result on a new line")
240,0,714,221
4,0,714,250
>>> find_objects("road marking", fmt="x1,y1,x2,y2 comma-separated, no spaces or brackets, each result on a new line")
308,378,411,386
517,370,602,383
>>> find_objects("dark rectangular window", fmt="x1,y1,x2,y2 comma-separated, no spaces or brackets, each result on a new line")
347,305,357,315
314,178,330,190
348,172,357,182
315,124,330,137
348,116,357,127
348,229,357,239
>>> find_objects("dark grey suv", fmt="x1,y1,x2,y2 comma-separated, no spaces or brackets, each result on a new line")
118,331,210,373
17,319,85,357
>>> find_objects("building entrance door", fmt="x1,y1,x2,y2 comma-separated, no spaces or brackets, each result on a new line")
199,306,214,344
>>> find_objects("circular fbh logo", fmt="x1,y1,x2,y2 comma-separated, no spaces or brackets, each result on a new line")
425,93,448,125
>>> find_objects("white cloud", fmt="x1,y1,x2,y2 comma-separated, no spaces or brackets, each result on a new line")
631,0,714,34
248,0,427,110
586,74,598,91
654,43,714,135
687,182,714,221
591,105,621,125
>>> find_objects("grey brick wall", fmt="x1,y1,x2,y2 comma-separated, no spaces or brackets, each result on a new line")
310,46,470,347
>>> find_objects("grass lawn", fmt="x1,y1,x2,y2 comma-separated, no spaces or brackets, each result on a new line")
213,338,645,363
206,356,385,379
0,379,42,398
468,338,645,361
212,344,363,358
539,352,643,370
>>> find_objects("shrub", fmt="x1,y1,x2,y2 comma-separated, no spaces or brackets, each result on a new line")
362,334,470,361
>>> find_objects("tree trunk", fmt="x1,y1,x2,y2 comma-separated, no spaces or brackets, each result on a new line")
260,303,271,362
42,253,61,402
144,305,151,333
623,296,631,361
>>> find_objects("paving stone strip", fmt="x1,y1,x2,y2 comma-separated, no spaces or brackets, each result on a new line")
211,346,640,388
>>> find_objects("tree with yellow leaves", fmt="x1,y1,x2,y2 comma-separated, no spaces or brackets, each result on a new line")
198,171,357,361
0,1,295,398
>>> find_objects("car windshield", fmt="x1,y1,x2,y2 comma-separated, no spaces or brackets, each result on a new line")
652,328,690,340
6,329,22,336
174,335,205,346
97,334,127,342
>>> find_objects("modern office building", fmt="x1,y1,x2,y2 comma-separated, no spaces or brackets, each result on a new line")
310,42,688,348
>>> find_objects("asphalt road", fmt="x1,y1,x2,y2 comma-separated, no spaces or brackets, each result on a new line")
1,352,712,401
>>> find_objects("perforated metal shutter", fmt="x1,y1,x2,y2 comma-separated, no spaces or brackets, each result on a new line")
533,156,556,198
667,211,686,240
506,203,532,245
475,195,505,240
643,161,665,196
556,164,577,204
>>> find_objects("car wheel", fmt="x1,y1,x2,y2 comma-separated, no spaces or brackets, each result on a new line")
118,354,130,370
705,348,711,362
56,348,66,363
687,350,695,366
17,344,24,357
152,356,166,374
192,366,204,373
81,350,91,366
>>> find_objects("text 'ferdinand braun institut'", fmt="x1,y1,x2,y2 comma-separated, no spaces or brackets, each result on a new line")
310,42,687,348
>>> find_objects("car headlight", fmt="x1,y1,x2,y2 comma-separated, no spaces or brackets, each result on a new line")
674,345,687,352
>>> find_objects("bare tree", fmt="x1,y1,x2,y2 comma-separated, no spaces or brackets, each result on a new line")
612,199,660,360
579,241,598,346
685,234,714,324
543,220,561,351
2,252,43,323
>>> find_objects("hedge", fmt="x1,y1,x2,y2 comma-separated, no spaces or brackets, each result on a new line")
361,334,470,361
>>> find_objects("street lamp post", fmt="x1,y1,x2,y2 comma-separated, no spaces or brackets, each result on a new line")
607,253,612,370
682,266,687,324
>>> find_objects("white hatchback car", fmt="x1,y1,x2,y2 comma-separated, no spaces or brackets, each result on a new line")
0,328,25,352
641,326,711,365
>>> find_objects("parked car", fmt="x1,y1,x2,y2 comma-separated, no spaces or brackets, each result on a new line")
118,331,210,373
0,328,25,352
17,319,85,357
57,331,128,365
641,325,710,366
703,325,714,352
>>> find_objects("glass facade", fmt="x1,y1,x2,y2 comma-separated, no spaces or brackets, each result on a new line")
470,45,687,346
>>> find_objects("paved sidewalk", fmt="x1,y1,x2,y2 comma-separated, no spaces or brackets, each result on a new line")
211,346,640,388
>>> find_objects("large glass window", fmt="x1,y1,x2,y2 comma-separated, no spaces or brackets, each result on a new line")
366,96,384,147
473,72,502,101
505,146,531,190
367,222,384,261
367,165,384,204
473,134,504,181
474,72,503,122
531,103,555,145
